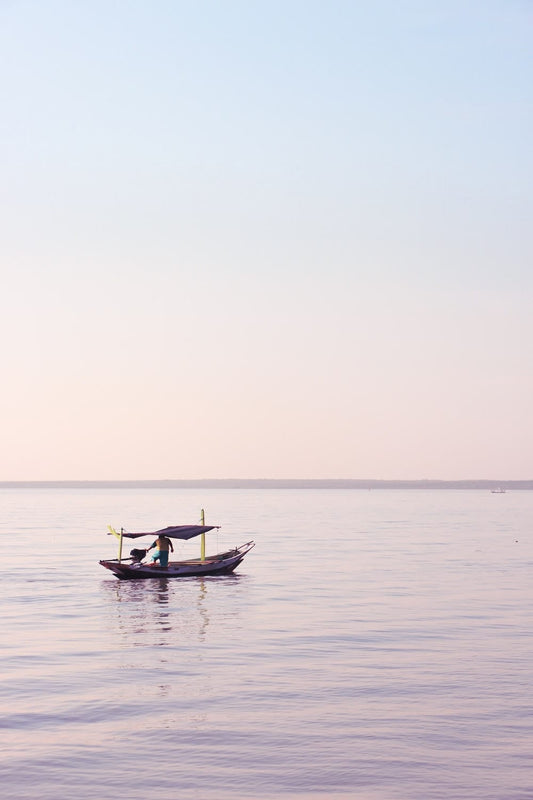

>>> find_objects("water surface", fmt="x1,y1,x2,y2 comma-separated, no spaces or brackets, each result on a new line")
1,488,532,799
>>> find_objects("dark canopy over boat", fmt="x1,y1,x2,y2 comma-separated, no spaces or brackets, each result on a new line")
120,524,219,541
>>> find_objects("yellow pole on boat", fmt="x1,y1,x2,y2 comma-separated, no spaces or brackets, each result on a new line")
200,509,206,562
108,525,124,561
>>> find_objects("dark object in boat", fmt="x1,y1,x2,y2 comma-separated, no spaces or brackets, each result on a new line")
130,548,147,563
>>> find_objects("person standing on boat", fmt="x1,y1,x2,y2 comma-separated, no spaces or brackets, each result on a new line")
146,534,174,567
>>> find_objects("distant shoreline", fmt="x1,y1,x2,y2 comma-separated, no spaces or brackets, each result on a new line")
0,479,532,490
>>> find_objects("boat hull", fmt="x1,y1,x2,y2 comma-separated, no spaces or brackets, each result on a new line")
99,541,255,580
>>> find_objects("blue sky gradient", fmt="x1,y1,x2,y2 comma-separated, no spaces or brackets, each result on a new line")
1,1,532,479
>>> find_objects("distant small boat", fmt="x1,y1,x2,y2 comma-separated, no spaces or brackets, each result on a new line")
491,487,506,494
99,513,255,580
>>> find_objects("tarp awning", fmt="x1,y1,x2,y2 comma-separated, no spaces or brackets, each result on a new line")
122,525,219,541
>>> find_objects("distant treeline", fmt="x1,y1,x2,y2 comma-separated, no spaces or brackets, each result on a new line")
1,479,532,490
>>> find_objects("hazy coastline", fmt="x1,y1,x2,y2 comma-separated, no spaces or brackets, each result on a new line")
1,479,532,490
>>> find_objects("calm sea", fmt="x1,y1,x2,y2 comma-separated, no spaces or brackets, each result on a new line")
1,488,532,800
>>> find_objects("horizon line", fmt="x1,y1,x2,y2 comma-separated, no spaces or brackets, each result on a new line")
1,478,532,489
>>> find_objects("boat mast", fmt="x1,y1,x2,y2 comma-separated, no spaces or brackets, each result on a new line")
118,527,124,562
200,508,206,561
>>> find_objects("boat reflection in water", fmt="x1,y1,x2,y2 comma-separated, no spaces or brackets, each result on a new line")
101,572,249,713
102,573,248,648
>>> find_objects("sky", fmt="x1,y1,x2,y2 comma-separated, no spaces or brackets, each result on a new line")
1,0,532,480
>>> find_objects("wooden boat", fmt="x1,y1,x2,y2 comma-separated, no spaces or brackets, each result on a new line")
99,515,255,580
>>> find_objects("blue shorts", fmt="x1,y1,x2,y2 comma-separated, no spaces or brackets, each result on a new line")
152,550,169,567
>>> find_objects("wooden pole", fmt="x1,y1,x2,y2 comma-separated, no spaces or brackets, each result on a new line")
200,509,206,562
